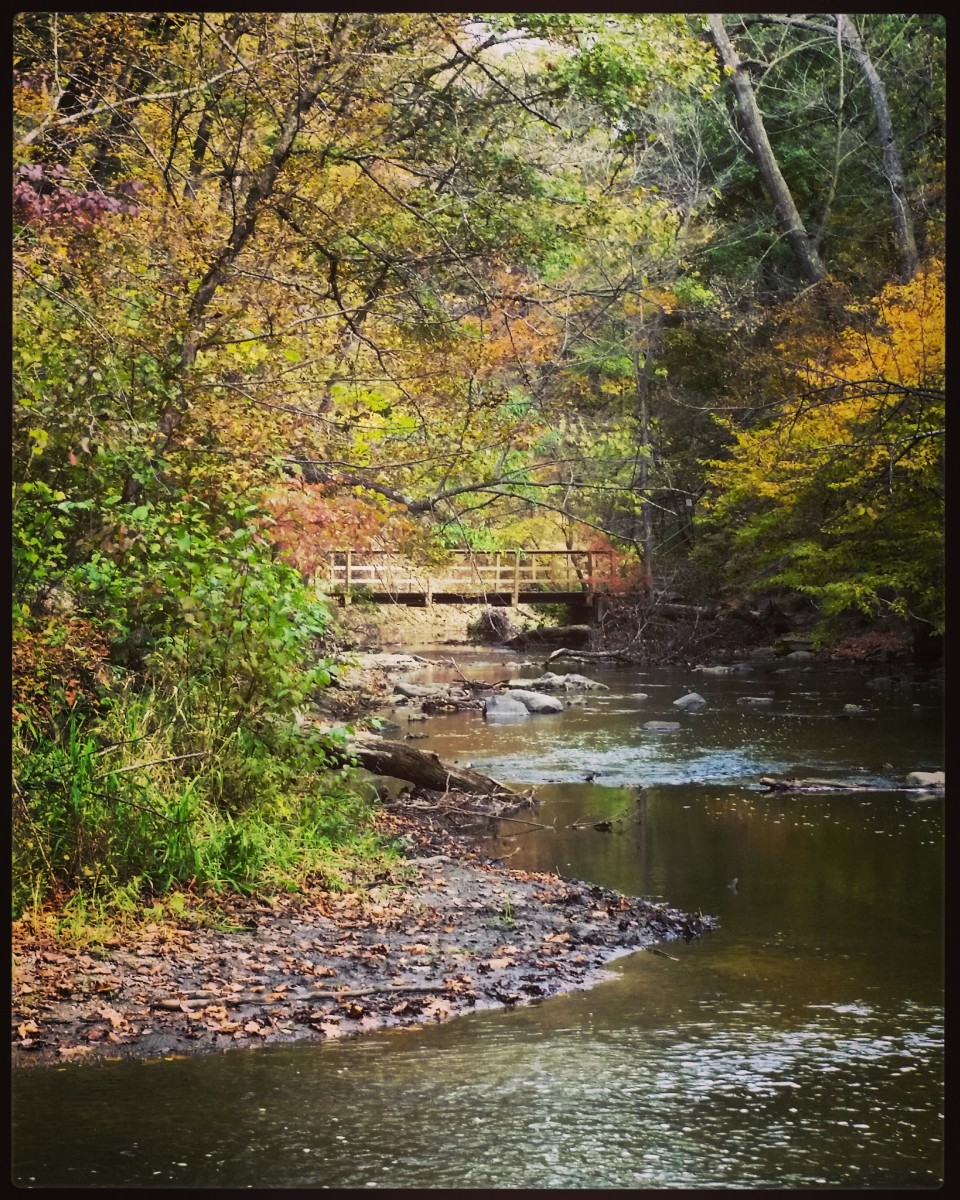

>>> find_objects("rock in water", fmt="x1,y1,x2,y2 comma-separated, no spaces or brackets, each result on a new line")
643,721,681,732
905,770,944,788
673,692,707,711
484,694,530,722
503,689,564,714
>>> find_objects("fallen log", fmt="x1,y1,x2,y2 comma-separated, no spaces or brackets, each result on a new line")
544,646,635,665
760,776,877,793
349,732,518,795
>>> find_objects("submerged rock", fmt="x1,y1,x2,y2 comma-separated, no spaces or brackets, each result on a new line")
643,720,681,732
842,703,869,715
673,692,707,711
738,695,774,707
696,664,732,675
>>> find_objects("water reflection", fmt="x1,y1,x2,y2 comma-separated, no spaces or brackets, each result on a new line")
12,661,943,1189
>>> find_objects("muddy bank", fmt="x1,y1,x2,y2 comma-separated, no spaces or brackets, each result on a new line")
12,801,714,1070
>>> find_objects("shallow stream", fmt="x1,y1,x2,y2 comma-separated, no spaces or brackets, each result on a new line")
12,652,944,1188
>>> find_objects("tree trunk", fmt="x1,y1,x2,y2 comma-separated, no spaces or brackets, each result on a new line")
707,14,828,286
836,14,919,281
348,733,519,796
182,14,248,200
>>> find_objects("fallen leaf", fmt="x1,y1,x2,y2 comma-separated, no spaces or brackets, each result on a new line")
58,1045,92,1060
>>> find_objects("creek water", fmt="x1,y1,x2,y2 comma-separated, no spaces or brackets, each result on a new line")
12,653,944,1189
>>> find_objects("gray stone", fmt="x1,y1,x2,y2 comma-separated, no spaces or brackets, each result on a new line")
842,703,868,714
503,689,564,714
561,673,609,690
354,652,429,670
696,664,732,675
673,692,707,711
506,672,607,692
905,770,944,788
748,646,778,660
393,682,448,699
483,695,530,722
738,695,774,707
785,650,816,661
643,721,681,732
631,692,650,701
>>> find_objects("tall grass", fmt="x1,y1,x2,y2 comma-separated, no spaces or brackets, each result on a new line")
12,676,396,931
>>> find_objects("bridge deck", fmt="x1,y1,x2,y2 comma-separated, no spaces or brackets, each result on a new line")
317,549,620,606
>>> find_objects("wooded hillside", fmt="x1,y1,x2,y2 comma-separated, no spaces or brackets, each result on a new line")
13,13,944,920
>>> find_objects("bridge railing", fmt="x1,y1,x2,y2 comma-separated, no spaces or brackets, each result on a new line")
318,549,621,602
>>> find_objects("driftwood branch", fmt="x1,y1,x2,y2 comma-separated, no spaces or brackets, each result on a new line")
348,732,518,796
760,776,875,793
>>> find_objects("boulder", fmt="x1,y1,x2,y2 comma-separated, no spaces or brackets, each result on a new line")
905,771,944,788
484,695,530,722
785,650,816,661
632,692,650,701
643,720,681,732
503,689,564,714
673,692,707,711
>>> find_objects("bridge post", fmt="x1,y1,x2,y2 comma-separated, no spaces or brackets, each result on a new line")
511,551,520,606
344,548,352,606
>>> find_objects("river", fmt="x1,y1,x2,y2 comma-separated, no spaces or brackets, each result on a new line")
12,652,944,1189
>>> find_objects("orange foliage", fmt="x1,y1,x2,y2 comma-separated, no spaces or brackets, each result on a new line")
263,482,422,576
13,617,111,726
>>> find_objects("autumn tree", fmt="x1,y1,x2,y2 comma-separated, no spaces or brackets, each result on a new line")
703,258,944,646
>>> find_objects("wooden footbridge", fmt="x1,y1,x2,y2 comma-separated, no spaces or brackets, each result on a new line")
317,549,621,607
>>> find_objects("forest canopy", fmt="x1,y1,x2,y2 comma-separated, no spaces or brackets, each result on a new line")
12,12,944,918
